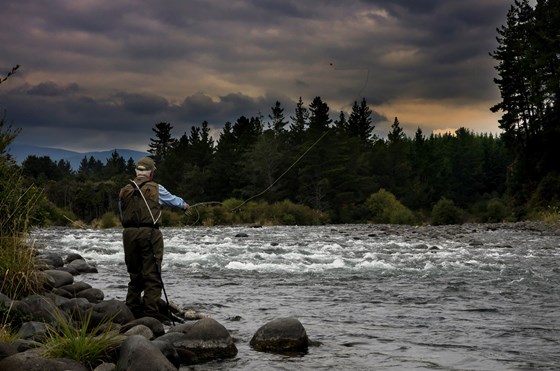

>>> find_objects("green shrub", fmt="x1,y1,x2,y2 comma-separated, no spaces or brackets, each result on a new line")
98,212,117,228
528,172,560,211
272,199,328,225
160,209,183,227
431,197,463,225
365,189,417,225
485,198,509,223
185,199,328,226
527,205,560,223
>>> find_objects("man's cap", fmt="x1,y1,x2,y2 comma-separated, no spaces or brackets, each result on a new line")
136,156,156,171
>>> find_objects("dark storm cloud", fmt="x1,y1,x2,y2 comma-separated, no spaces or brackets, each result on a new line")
26,82,81,96
113,92,169,116
0,0,512,151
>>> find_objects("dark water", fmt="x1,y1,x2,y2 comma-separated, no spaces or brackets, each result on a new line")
33,222,560,370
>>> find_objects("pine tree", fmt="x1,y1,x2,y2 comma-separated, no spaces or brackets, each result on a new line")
269,101,289,136
308,96,332,137
148,122,177,164
289,97,308,145
347,98,375,146
208,122,238,200
388,117,405,143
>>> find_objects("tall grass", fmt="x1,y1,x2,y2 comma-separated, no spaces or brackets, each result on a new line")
1,118,46,299
0,238,45,300
42,308,122,369
0,324,18,343
0,301,19,344
0,169,46,299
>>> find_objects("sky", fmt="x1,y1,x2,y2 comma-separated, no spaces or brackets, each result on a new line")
1,0,514,153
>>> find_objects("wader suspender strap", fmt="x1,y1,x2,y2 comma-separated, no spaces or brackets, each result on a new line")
130,179,162,226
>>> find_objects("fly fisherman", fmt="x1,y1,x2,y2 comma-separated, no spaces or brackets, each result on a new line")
118,156,189,322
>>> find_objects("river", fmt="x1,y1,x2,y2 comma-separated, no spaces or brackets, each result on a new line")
31,222,560,370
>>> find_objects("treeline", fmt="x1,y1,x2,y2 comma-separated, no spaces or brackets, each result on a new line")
19,96,515,226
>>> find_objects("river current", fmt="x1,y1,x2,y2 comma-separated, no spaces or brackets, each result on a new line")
31,223,560,370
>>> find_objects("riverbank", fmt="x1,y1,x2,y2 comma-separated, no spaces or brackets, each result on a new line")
0,250,310,370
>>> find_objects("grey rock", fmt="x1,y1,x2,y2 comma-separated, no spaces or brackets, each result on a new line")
121,317,165,338
67,259,98,274
0,292,11,307
51,287,73,298
123,324,154,340
18,321,48,341
93,362,116,371
36,253,64,268
43,269,74,288
12,338,42,352
0,349,88,371
160,317,237,365
76,288,104,303
152,339,181,368
19,295,68,323
65,253,85,264
0,342,17,361
250,317,309,353
117,335,177,371
58,281,93,296
93,299,135,325
58,297,93,319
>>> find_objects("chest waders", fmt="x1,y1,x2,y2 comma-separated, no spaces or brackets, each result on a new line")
129,180,176,326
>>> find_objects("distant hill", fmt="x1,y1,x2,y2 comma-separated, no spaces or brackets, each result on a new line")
7,143,149,170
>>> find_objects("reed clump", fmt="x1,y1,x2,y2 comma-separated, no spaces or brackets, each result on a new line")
42,308,122,369
0,117,46,299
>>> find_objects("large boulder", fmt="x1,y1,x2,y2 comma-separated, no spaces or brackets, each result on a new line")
65,253,85,264
92,299,135,325
117,335,177,371
35,253,64,268
0,349,88,371
0,292,11,307
19,295,68,323
75,288,104,303
152,339,181,368
67,259,98,274
158,317,237,365
43,270,74,289
123,324,154,340
250,317,309,353
0,342,17,361
18,321,48,342
58,281,93,297
58,297,93,319
121,317,165,338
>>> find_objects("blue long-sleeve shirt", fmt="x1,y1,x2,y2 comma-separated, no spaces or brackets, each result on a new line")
158,184,187,209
